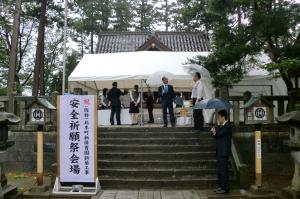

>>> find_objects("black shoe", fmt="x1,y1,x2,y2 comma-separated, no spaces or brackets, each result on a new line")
163,125,168,127
214,187,222,193
148,121,154,124
171,124,176,128
215,189,229,194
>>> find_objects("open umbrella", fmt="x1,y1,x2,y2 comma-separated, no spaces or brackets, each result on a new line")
194,98,233,110
146,71,175,86
182,64,211,79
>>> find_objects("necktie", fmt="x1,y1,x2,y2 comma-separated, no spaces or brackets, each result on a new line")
164,85,168,93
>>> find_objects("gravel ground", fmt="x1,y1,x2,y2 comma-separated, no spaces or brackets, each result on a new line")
7,172,52,193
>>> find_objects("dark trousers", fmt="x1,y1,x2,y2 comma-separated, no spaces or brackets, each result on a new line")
193,109,204,130
110,106,121,125
162,102,175,126
148,107,154,122
217,156,229,191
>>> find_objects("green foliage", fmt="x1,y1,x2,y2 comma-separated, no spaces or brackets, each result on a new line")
132,0,158,31
176,0,207,31
0,88,7,96
112,0,133,31
185,0,300,89
2,0,298,97
265,58,300,78
156,0,179,31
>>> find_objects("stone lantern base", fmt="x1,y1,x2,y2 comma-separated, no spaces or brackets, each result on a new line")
0,151,20,199
282,151,300,199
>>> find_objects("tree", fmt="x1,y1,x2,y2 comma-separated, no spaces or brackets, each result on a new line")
43,29,63,94
156,0,178,31
72,0,112,54
112,0,133,31
1,0,64,96
7,0,22,99
187,0,300,109
176,0,210,32
133,0,157,31
32,0,47,96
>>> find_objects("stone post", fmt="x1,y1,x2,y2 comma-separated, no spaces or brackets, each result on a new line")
233,101,240,126
8,92,17,114
51,91,59,107
19,101,26,125
51,91,59,126
291,151,300,191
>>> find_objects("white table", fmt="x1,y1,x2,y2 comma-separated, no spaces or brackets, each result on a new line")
98,109,132,126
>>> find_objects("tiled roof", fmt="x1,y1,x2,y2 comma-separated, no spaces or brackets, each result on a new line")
96,32,209,53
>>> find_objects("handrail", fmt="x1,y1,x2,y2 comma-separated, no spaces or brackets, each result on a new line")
231,137,250,188
231,139,247,171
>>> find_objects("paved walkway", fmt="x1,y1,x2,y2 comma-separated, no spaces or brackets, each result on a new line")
96,190,249,199
98,190,208,199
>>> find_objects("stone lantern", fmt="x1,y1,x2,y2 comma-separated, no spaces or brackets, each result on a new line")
241,95,275,124
25,97,56,126
0,112,21,198
277,111,300,199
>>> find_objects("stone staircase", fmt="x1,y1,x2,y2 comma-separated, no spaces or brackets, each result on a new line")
98,127,236,189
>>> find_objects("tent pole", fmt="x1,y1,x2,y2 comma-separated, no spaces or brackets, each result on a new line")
140,79,143,126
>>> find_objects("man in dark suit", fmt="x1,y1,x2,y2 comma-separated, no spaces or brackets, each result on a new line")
158,76,176,127
107,82,123,125
210,110,232,194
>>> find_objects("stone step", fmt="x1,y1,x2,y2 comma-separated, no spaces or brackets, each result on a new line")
99,132,211,139
99,176,219,189
98,144,215,152
98,127,208,132
97,126,237,190
99,151,215,160
99,159,218,168
99,138,215,145
98,168,234,178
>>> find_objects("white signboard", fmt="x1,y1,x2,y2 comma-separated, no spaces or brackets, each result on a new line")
256,138,262,159
31,108,45,122
58,95,97,183
253,106,267,121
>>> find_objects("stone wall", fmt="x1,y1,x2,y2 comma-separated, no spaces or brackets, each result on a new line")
233,129,293,176
7,129,56,172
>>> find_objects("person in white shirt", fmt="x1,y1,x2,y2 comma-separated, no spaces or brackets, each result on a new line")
129,85,141,125
99,88,109,109
191,72,205,132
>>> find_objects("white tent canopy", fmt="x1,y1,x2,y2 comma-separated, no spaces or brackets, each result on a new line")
69,51,210,91
69,51,286,96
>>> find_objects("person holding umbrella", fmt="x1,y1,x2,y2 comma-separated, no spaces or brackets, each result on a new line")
210,110,232,194
191,72,205,132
